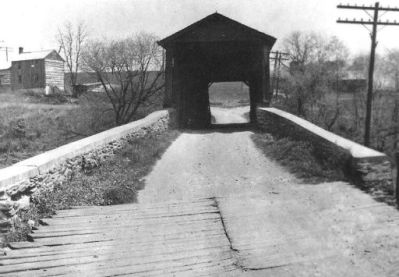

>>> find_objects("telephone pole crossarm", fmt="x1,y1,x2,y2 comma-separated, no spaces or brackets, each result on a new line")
337,4,399,12
337,19,399,26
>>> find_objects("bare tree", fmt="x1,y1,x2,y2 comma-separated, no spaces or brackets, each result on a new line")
83,33,164,125
57,21,88,97
282,31,348,131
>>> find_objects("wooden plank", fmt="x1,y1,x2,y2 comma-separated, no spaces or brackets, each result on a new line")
31,217,221,234
41,210,220,225
32,216,221,234
2,256,236,277
54,201,216,217
0,248,233,274
30,219,221,238
0,244,232,267
49,206,218,220
30,227,224,246
1,239,231,263
39,212,220,228
3,234,229,261
8,231,227,250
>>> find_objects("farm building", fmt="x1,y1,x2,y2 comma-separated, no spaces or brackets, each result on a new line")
11,48,64,91
0,61,11,87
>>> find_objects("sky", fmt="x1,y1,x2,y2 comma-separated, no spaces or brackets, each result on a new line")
2,0,399,63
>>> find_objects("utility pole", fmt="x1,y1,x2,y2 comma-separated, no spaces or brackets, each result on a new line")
272,51,279,97
337,2,399,147
0,40,8,62
269,51,289,98
0,47,8,61
275,52,285,95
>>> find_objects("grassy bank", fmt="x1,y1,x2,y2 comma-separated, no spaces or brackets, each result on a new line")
252,131,397,207
0,89,162,168
251,132,346,183
6,129,180,244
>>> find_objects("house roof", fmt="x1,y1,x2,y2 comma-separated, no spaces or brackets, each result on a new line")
0,61,11,70
12,50,64,62
158,12,276,48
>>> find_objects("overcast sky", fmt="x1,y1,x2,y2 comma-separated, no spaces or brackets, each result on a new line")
2,0,399,62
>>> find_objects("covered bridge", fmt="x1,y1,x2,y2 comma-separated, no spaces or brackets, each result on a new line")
158,12,276,128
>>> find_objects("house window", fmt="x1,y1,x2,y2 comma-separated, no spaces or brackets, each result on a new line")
18,75,22,83
18,63,21,69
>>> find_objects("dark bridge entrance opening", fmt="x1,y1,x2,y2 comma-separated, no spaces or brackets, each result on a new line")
209,82,250,125
158,12,276,129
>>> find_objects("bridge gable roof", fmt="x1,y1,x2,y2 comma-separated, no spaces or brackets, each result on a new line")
158,12,276,48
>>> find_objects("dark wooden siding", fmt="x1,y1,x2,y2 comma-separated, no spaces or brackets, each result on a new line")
44,59,64,88
0,68,11,86
11,59,45,90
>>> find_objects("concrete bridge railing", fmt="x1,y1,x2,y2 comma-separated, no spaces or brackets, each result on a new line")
257,107,393,192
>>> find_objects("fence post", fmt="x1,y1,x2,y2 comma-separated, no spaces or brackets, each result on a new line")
396,152,399,206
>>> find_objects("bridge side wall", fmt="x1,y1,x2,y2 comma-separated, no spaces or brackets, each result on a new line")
256,107,393,192
0,109,176,234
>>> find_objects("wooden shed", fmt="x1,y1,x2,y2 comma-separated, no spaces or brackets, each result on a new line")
11,49,65,91
0,62,11,87
158,12,276,128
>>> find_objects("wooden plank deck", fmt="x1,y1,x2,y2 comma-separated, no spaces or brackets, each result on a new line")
0,198,240,276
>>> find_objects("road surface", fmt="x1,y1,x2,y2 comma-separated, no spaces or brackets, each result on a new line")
210,106,250,124
140,129,399,276
3,111,399,276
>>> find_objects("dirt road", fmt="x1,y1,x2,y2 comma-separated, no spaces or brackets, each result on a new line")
210,106,250,124
141,129,399,276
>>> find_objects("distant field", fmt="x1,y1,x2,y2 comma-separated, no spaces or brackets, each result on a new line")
209,82,250,107
0,88,162,168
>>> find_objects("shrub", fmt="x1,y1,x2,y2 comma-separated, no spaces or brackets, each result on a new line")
24,90,69,105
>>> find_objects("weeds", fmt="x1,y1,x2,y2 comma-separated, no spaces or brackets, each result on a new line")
0,89,163,168
252,133,346,183
24,90,69,105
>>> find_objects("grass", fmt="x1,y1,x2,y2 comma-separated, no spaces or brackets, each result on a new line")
251,132,346,183
273,89,399,158
0,91,112,168
0,88,162,168
6,129,181,244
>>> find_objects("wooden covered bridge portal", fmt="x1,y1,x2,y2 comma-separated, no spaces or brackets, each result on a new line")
158,13,276,128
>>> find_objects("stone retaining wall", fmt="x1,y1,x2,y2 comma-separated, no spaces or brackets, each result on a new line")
257,107,393,191
0,109,176,236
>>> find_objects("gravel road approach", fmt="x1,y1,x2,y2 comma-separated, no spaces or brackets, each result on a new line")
140,128,399,276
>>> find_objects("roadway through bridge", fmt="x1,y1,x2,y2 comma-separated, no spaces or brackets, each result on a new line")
2,109,399,276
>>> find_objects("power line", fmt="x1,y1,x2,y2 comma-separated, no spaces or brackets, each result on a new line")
337,1,399,147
